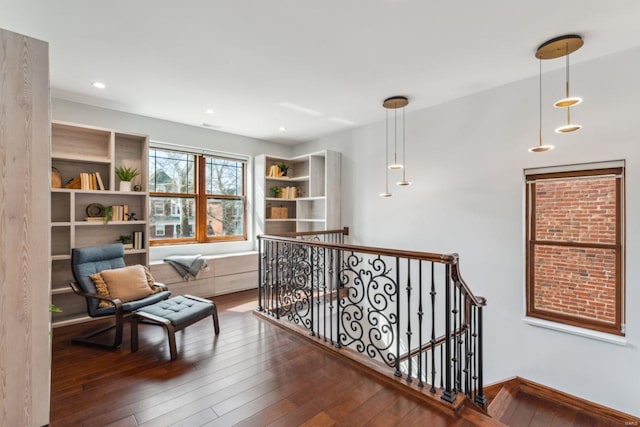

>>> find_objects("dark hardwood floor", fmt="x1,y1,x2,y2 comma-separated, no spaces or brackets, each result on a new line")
50,290,482,426
51,290,628,426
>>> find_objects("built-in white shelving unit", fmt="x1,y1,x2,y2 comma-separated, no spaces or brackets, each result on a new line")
50,120,149,326
255,150,340,235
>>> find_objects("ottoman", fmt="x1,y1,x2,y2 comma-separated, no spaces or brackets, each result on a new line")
131,294,220,360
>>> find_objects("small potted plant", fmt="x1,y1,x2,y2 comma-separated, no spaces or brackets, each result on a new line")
270,187,282,198
277,162,290,177
117,235,133,249
115,166,140,191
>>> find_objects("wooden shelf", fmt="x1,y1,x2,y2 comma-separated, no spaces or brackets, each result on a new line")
50,120,150,326
266,198,298,202
297,196,326,201
266,175,309,182
51,188,145,196
76,220,146,226
51,222,71,227
257,151,340,235
124,249,147,255
51,154,111,164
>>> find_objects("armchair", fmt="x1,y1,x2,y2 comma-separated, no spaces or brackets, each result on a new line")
70,243,171,348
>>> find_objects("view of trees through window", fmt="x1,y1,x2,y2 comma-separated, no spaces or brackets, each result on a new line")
149,148,246,243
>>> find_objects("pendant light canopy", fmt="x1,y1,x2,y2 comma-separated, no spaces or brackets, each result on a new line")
535,34,584,134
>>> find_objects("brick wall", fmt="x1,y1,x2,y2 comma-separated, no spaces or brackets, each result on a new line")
532,177,617,324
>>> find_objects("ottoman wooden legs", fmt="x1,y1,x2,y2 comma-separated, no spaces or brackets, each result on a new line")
131,295,220,360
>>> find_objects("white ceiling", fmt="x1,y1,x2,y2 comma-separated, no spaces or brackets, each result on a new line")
2,1,640,145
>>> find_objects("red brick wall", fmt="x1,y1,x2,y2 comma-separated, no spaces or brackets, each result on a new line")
532,177,617,324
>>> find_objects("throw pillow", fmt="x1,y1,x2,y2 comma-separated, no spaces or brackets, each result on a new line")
91,265,152,308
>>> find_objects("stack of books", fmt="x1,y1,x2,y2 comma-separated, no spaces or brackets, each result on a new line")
279,186,297,199
267,165,286,177
110,205,130,222
79,172,105,190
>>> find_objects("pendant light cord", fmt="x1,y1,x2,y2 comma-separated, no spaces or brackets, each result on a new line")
394,104,398,166
402,105,406,180
539,57,543,146
385,109,389,192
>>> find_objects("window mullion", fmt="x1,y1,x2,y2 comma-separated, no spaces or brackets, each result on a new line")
196,155,207,242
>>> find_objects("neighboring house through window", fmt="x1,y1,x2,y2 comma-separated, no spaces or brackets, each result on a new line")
525,162,625,336
149,147,247,244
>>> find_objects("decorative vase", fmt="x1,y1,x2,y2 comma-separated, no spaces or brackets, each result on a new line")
119,181,132,192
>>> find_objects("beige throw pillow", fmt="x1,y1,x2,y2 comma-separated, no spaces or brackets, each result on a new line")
91,265,154,308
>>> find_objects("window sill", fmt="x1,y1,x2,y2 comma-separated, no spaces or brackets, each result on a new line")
523,317,627,346
149,240,255,262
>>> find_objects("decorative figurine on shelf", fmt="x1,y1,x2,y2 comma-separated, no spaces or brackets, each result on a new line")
276,162,290,177
126,212,138,221
115,166,140,192
133,184,142,192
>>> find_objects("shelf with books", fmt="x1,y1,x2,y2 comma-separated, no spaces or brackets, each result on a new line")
50,120,149,327
256,150,341,235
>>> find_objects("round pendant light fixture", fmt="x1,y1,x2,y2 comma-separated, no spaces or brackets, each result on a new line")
536,35,584,134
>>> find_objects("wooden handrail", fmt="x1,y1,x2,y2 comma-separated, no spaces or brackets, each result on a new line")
259,233,457,264
450,255,487,307
271,226,349,238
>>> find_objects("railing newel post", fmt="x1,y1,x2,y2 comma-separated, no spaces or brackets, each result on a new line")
257,236,263,311
335,249,342,349
474,305,487,408
441,264,456,403
394,257,402,378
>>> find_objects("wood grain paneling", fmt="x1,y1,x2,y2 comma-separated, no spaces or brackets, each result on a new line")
0,27,51,426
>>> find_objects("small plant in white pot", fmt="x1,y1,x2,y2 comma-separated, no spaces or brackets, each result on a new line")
115,166,140,192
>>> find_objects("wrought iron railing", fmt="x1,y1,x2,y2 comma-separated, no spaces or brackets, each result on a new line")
257,227,487,408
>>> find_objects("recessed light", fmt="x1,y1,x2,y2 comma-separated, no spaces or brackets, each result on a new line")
92,81,106,89
205,109,214,114
278,127,287,131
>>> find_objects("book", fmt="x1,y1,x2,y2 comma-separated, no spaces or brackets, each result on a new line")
95,172,105,190
80,173,89,190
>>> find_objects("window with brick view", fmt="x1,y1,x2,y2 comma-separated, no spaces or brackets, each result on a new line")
525,167,624,336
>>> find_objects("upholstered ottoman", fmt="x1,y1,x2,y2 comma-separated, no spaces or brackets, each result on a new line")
131,295,220,360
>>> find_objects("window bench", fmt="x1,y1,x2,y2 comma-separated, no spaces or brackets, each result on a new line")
149,252,258,298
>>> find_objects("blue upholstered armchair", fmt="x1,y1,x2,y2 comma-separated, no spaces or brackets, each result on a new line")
70,243,171,348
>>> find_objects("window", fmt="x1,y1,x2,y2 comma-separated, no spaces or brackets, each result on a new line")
526,166,624,336
149,147,247,244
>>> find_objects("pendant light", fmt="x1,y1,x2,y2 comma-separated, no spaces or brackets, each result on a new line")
379,105,392,197
384,96,407,170
529,57,554,153
535,35,584,134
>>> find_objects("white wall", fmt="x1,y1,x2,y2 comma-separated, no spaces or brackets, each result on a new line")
294,47,640,416
52,98,294,259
